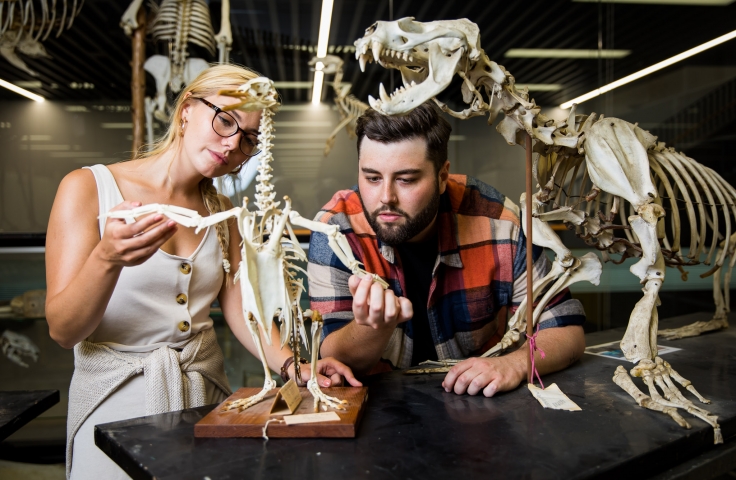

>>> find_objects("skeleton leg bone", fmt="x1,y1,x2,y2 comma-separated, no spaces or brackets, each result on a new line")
222,313,277,412
306,310,348,412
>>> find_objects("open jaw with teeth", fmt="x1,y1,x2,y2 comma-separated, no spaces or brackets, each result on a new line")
355,43,428,114
353,17,474,115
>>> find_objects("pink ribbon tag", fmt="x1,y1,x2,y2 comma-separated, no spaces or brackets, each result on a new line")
528,324,546,389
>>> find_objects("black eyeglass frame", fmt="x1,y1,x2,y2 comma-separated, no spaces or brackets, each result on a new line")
193,97,261,157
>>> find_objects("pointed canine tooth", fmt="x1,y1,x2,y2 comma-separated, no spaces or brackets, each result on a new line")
372,41,382,62
368,95,378,109
379,83,390,102
359,55,367,72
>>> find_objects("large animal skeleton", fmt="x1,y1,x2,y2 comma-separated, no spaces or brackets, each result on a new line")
104,78,387,413
309,55,368,156
354,17,734,443
121,0,232,145
0,0,84,76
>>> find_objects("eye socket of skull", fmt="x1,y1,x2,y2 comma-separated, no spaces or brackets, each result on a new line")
438,37,464,55
365,23,377,35
396,17,423,34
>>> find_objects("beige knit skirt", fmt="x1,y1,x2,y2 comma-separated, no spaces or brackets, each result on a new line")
69,372,226,480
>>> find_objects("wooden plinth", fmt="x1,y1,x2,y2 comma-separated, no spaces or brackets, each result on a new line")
194,386,369,438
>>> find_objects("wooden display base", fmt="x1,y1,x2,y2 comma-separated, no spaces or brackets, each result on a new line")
194,386,369,438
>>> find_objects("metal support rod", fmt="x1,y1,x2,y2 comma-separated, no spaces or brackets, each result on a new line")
131,5,146,155
525,133,534,385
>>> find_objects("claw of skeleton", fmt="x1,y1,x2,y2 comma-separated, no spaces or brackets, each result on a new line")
307,378,348,412
221,379,276,412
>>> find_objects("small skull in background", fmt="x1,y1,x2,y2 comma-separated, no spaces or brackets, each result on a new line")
1,330,39,368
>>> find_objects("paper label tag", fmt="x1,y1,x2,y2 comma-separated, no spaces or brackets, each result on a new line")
282,411,341,425
269,379,303,415
528,383,582,411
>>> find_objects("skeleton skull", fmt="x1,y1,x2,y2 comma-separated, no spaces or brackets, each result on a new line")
219,77,280,113
308,55,343,75
1,330,39,368
354,17,481,115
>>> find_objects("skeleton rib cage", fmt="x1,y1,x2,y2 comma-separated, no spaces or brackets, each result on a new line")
0,0,84,40
148,0,216,57
537,119,736,319
0,0,84,76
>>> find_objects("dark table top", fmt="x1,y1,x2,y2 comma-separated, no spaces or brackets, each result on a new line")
95,313,736,480
0,389,60,441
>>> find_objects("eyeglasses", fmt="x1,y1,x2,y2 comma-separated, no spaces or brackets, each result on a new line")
194,97,261,157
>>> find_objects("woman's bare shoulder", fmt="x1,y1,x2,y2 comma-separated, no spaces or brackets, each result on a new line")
55,168,98,208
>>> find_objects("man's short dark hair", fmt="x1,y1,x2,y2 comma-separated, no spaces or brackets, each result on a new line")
355,102,452,172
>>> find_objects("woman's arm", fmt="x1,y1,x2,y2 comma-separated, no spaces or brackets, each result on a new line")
45,169,177,348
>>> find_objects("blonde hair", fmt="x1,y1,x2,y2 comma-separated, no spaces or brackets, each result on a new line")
136,64,261,275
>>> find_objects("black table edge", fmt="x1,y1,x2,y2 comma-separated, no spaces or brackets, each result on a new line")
0,390,60,442
649,434,736,480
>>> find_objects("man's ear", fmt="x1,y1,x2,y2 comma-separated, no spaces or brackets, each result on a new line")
438,160,450,194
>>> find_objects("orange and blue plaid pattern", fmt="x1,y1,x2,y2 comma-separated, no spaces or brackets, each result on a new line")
307,174,585,370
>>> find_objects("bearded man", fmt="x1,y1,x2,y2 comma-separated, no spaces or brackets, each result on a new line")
307,102,586,397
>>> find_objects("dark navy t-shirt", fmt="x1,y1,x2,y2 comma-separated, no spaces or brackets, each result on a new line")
397,236,439,366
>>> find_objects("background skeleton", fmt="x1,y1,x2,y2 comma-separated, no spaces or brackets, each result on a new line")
120,0,233,147
354,17,732,444
0,0,84,76
308,54,368,156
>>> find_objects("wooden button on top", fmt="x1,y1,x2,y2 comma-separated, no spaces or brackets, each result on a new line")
178,321,190,332
176,293,188,305
179,263,191,274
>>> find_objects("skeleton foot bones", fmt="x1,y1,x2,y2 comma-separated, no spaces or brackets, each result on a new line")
614,358,722,444
354,17,726,442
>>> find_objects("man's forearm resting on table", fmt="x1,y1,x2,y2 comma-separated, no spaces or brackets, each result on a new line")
519,324,585,377
320,320,395,376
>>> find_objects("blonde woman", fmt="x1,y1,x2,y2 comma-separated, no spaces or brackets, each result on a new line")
46,64,360,479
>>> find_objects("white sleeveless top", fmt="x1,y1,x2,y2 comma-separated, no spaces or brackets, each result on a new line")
83,164,224,353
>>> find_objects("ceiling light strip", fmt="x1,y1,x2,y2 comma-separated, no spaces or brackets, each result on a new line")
573,0,734,5
312,0,334,105
0,78,45,102
505,49,631,59
560,28,736,109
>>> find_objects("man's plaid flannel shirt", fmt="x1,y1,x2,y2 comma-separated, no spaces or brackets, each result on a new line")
307,174,585,372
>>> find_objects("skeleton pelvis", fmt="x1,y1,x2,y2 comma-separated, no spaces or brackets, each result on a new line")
238,240,291,343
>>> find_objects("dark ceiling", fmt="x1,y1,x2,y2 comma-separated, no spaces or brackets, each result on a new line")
1,0,735,108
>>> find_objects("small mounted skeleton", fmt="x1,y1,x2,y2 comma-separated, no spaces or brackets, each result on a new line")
0,0,84,76
308,55,368,156
120,0,232,146
354,17,732,443
104,77,387,413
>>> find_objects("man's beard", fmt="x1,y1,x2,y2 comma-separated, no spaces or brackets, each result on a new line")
361,183,441,246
